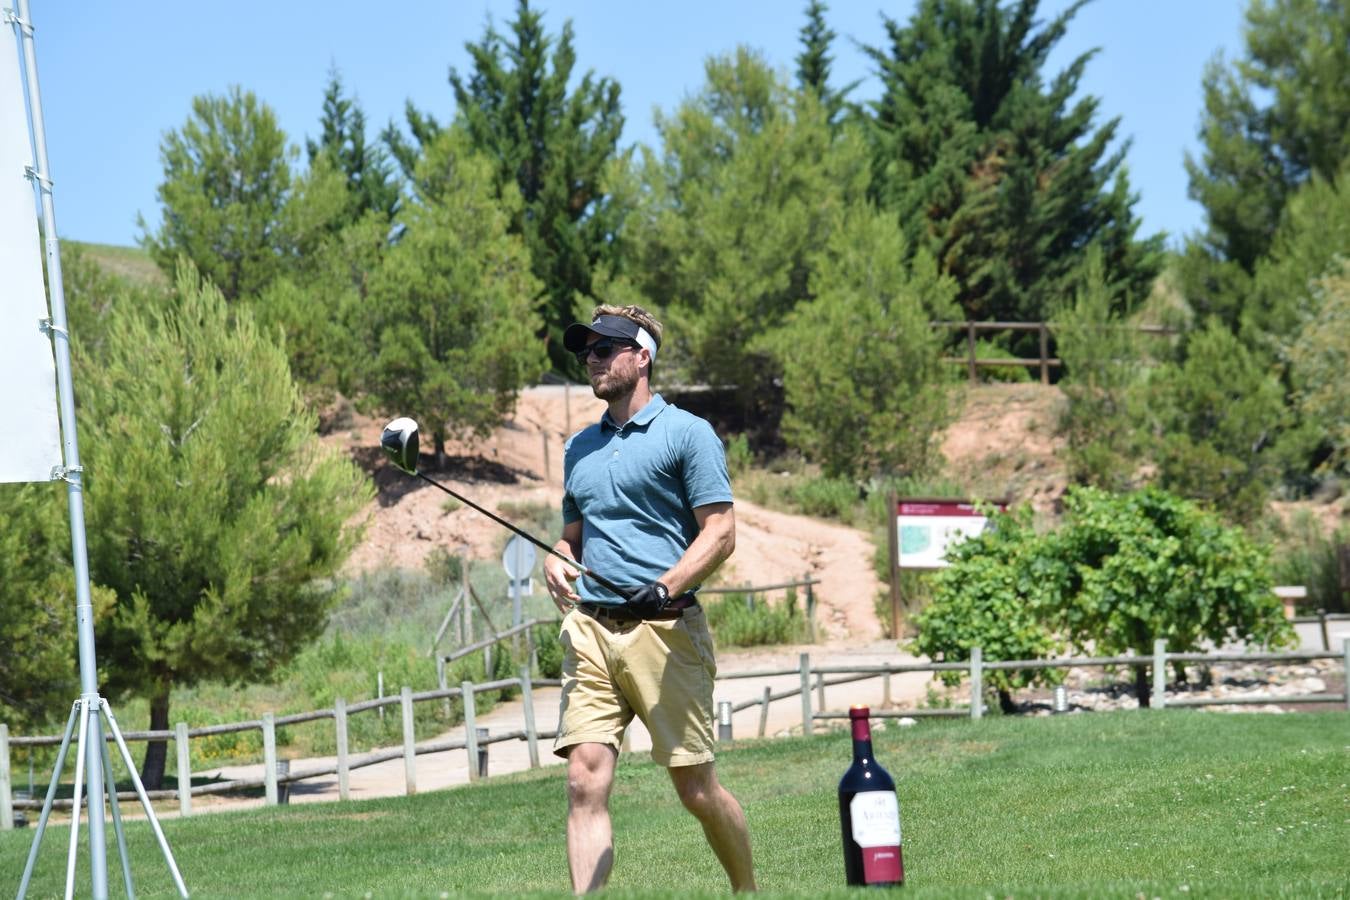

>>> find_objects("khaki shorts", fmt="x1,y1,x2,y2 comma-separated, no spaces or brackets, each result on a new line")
553,605,717,767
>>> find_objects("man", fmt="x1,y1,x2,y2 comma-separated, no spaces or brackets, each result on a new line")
543,304,756,894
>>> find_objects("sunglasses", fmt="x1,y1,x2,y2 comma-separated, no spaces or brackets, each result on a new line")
575,337,639,364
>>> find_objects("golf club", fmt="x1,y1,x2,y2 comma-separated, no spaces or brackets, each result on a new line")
380,417,633,599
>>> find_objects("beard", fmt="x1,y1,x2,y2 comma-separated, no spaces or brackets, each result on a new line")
591,364,640,401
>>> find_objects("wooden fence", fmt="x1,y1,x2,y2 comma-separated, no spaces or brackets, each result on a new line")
932,320,1177,384
3,636,1345,829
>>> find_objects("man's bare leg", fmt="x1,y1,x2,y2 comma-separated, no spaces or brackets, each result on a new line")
566,743,619,894
668,762,756,892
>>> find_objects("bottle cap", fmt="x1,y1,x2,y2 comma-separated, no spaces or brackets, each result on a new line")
849,705,870,719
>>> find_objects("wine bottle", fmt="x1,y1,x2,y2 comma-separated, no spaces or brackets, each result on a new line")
838,705,904,887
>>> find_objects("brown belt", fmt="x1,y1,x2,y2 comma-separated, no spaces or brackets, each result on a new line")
576,594,698,624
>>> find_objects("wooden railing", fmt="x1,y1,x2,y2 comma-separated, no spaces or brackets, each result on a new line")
931,321,1177,384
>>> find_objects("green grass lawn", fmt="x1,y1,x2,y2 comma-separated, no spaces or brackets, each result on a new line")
3,710,1346,898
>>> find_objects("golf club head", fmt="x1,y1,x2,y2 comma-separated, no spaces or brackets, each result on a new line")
380,417,420,474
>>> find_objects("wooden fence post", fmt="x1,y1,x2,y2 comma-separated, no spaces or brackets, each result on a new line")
799,653,813,735
816,672,826,713
1152,640,1167,709
970,647,983,719
462,681,480,783
966,322,978,382
883,670,892,708
335,697,350,801
520,665,539,768
1342,638,1349,712
1319,609,1330,651
1038,323,1049,385
0,723,11,831
461,560,472,644
804,573,817,642
401,686,417,796
262,713,278,805
758,687,772,738
175,722,191,817
437,657,450,718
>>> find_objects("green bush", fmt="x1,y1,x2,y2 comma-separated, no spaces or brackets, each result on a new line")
972,338,1032,382
532,623,564,678
1267,512,1349,614
912,486,1295,709
791,476,858,521
724,433,753,477
704,593,806,647
911,506,1067,709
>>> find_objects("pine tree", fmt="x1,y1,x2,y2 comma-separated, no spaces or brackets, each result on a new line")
354,129,547,465
0,485,96,730
307,67,399,225
796,1,857,129
1181,0,1350,327
864,0,1162,329
625,49,870,419
79,264,372,788
141,87,347,302
140,88,293,301
385,0,624,375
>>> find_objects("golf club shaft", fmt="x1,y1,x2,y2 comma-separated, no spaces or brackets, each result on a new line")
414,471,633,599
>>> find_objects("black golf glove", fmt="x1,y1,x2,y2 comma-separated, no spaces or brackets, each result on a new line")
627,581,670,617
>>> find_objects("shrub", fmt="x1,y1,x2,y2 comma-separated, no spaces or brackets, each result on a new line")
725,433,754,478
912,486,1295,709
972,338,1032,382
910,507,1067,711
791,476,858,521
704,593,806,647
1266,512,1348,614
532,623,564,678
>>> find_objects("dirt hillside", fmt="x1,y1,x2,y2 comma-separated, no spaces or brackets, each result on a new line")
326,383,1077,644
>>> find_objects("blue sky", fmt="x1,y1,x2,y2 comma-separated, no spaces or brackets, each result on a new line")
23,0,1246,249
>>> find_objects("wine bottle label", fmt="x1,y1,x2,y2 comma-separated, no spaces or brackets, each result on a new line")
849,791,901,846
850,791,903,883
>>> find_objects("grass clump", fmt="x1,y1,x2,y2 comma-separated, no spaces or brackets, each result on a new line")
704,592,806,647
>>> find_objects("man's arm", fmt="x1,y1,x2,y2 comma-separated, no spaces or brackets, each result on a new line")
543,519,585,613
657,502,735,597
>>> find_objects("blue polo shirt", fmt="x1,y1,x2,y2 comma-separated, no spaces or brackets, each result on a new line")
562,393,733,605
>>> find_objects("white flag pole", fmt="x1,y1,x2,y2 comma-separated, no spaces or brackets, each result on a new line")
8,3,187,897
6,2,109,894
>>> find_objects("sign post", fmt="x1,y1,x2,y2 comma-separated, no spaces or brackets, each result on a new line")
501,535,537,630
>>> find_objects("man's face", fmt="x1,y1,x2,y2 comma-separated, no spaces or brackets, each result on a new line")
583,334,643,401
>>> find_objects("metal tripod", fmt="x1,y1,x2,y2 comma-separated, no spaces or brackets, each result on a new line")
17,696,188,899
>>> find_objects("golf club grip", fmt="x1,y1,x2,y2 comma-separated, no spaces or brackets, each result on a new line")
413,472,634,598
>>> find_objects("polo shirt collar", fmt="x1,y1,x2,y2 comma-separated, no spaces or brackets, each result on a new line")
601,392,668,432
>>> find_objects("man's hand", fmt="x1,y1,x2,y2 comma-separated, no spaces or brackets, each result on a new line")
544,553,582,615
627,581,670,617
546,523,585,614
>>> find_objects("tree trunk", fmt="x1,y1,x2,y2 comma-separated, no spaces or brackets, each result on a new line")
140,690,170,790
1133,663,1151,709
434,432,447,472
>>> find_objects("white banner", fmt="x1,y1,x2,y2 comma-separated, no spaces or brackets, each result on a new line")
0,21,62,483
